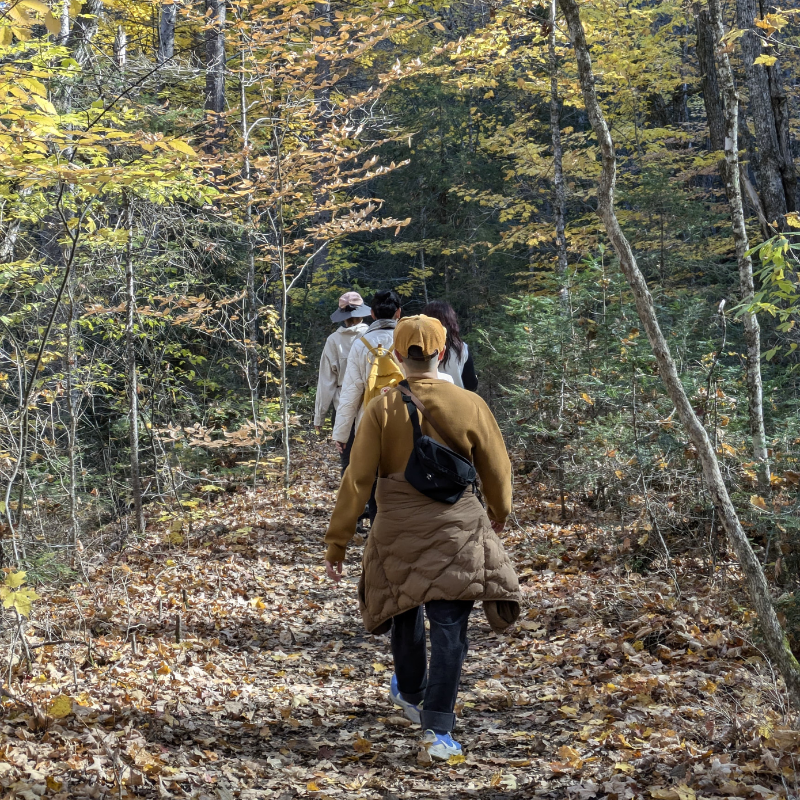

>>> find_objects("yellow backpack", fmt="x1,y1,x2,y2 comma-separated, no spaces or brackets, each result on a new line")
360,336,404,406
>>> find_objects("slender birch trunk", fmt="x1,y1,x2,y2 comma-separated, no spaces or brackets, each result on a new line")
706,0,770,493
548,0,569,311
66,273,80,561
240,68,259,409
558,0,800,710
124,200,144,542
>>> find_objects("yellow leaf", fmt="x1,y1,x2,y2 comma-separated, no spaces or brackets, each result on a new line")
4,570,27,588
2,586,38,617
785,212,800,229
169,140,197,157
49,695,73,719
559,705,578,718
581,392,593,405
447,753,465,764
371,662,387,673
43,11,61,35
750,494,767,510
306,781,320,791
46,776,63,792
249,597,266,609
753,54,778,67
614,762,635,772
433,21,445,31
353,736,371,754
633,640,644,651
556,744,582,765
156,661,171,675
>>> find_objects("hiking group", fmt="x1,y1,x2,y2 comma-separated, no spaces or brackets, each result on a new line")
316,290,520,761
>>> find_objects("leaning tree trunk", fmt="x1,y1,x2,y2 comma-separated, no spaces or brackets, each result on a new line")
697,0,771,492
736,0,796,225
558,0,800,710
204,0,227,157
549,0,569,312
124,200,144,542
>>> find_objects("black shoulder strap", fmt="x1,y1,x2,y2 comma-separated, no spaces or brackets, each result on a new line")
398,380,466,458
399,381,424,442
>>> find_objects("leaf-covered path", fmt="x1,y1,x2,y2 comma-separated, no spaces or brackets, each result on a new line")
2,444,798,799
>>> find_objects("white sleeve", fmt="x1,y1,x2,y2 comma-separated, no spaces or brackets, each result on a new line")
314,337,339,427
332,343,365,442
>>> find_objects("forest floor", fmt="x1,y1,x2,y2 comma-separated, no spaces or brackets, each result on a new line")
1,442,799,800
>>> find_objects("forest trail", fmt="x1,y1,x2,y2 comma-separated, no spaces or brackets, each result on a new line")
2,444,798,800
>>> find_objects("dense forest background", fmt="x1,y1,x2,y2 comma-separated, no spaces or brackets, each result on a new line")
1,0,800,653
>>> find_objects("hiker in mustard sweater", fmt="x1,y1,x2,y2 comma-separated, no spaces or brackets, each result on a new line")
324,315,520,761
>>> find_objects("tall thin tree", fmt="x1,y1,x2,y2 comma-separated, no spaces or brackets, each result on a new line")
558,0,800,710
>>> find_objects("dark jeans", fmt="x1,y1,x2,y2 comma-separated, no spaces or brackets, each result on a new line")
391,599,474,734
339,423,356,475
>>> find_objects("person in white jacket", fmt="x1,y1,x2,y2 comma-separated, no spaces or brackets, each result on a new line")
332,290,402,527
315,292,372,472
332,289,403,449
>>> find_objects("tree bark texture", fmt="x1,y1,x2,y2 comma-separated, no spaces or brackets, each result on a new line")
699,0,771,491
114,25,127,69
311,0,332,278
66,274,80,559
558,0,800,711
240,72,259,404
736,0,796,225
158,1,176,64
68,0,104,67
124,202,144,541
696,9,769,234
548,0,569,310
204,0,227,155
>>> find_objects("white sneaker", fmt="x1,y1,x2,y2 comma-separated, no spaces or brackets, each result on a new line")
421,729,462,761
389,674,421,725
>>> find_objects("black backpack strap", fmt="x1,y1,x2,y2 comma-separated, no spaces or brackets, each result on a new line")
399,380,423,442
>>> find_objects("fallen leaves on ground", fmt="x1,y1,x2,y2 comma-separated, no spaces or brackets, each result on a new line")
1,442,798,799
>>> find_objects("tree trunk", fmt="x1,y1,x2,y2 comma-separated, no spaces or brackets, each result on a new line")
114,25,127,69
548,0,569,310
736,0,796,226
58,0,70,43
66,273,80,561
311,1,332,278
705,0,771,492
204,0,227,156
559,0,800,711
240,68,259,411
68,0,103,67
124,200,144,542
158,0,176,64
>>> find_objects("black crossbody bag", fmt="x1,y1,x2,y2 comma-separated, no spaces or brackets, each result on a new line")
398,380,477,504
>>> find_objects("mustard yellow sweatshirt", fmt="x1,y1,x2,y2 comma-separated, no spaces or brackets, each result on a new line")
325,378,512,563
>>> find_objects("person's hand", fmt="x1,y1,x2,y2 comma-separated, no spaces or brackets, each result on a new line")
325,560,344,582
490,519,505,533
335,441,347,454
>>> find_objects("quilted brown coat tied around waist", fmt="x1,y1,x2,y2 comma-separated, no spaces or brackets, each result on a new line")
357,474,521,635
